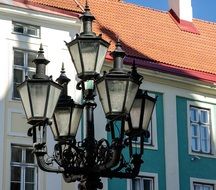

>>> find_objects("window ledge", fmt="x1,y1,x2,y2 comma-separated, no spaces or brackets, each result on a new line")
189,151,216,159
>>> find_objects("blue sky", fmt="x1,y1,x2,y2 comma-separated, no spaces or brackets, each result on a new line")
125,0,216,22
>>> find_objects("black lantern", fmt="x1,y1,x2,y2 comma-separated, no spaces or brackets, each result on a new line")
124,90,157,136
17,44,63,125
96,40,143,119
66,3,110,80
51,64,84,141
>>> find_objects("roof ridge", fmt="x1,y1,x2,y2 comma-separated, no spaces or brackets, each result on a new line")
120,1,216,25
73,0,84,12
193,17,216,25
120,1,167,14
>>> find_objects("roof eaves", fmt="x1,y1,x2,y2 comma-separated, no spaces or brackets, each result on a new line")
123,56,216,84
13,0,81,17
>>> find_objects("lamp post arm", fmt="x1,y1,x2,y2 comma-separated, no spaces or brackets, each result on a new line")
100,154,143,179
36,154,64,173
97,138,123,171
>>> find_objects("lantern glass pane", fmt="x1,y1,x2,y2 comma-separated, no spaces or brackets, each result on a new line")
70,107,82,137
142,98,155,130
50,120,59,140
130,99,142,129
124,120,130,132
29,82,48,117
69,42,82,74
96,80,109,114
125,81,139,113
17,82,32,119
46,83,62,118
54,107,71,137
107,80,127,112
80,40,98,72
95,44,108,73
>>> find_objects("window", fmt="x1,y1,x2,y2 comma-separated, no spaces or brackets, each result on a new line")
12,22,40,37
13,49,37,99
193,182,214,190
10,145,38,190
131,177,154,190
190,106,211,154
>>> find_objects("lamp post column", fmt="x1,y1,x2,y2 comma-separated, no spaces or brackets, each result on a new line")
78,86,102,190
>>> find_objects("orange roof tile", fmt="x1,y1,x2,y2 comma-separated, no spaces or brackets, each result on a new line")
28,0,216,82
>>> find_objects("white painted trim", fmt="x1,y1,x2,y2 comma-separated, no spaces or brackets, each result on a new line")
0,3,80,27
0,100,5,190
187,101,216,158
190,177,216,190
163,91,180,190
127,171,158,190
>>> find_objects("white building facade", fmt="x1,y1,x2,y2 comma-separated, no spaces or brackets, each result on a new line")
0,1,82,189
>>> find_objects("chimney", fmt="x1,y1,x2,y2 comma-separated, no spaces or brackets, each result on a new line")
168,0,192,22
168,0,199,34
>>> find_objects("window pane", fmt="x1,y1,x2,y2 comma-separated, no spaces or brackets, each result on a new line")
204,185,213,190
11,182,21,190
132,179,140,190
143,178,152,190
200,110,209,124
194,183,214,190
194,184,200,190
190,107,199,122
200,126,210,153
28,52,36,68
27,27,37,36
200,126,209,139
13,84,20,98
192,137,200,151
11,166,21,181
14,51,24,66
26,149,34,163
25,183,34,190
191,124,199,136
25,168,35,182
14,24,24,34
11,147,22,162
14,69,23,83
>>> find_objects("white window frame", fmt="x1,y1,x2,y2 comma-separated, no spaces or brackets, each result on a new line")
187,101,216,158
190,177,216,190
127,172,158,190
13,48,37,99
10,144,38,190
132,94,158,150
12,21,40,38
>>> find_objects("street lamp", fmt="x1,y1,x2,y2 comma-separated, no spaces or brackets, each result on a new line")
17,3,157,190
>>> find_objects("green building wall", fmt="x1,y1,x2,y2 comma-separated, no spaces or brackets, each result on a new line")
177,96,216,190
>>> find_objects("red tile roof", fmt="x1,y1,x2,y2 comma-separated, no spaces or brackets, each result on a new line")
27,0,216,83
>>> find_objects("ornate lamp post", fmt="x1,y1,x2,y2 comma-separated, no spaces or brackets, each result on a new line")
17,3,157,190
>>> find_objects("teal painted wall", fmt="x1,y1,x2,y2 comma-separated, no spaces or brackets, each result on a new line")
108,93,166,190
177,96,216,190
